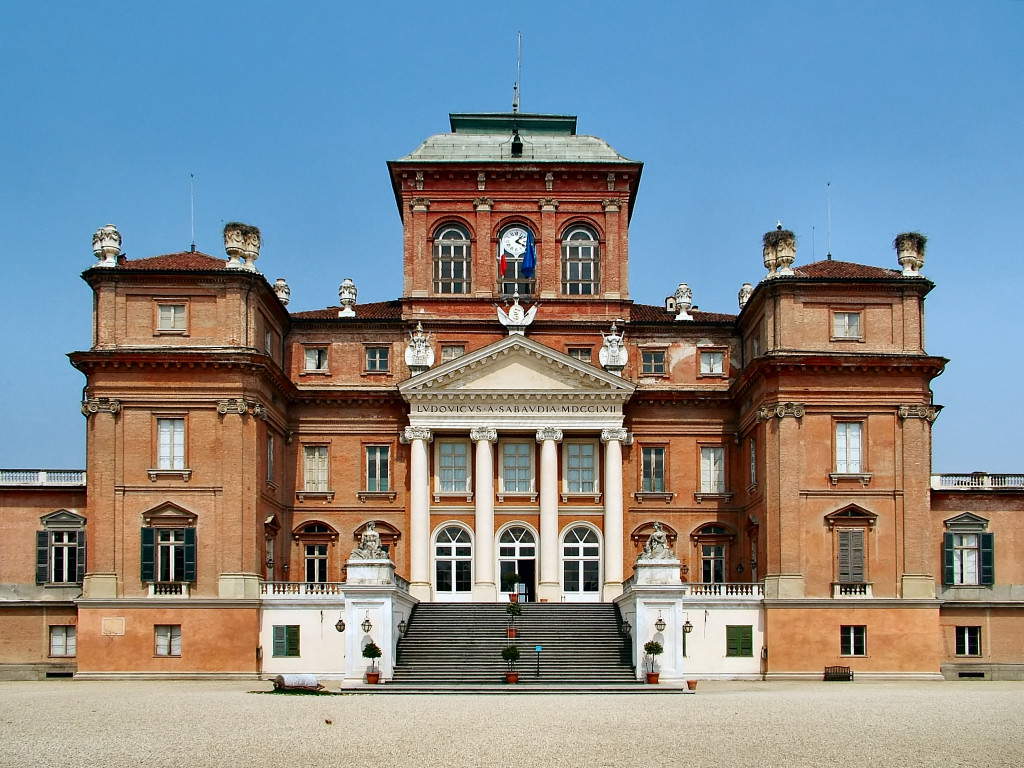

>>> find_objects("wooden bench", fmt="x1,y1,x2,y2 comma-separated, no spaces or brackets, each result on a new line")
824,665,854,681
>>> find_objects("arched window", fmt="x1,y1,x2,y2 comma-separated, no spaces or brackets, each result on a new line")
433,225,471,294
691,524,734,584
498,525,536,601
561,226,599,295
497,224,537,296
562,525,600,595
292,521,338,584
435,526,472,594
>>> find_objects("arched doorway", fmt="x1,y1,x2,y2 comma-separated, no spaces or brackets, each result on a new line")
434,524,473,602
497,525,536,602
562,525,601,602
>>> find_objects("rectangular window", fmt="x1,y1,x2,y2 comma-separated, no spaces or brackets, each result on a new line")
748,437,757,487
726,625,753,657
272,625,300,657
641,447,665,492
833,311,862,339
837,529,866,583
157,418,185,470
835,422,863,474
304,347,328,371
567,347,593,363
264,329,274,356
565,441,596,493
501,442,533,493
366,445,390,492
955,626,981,656
266,434,275,484
157,528,186,582
438,440,470,493
700,446,725,493
641,350,666,375
305,544,328,582
303,445,329,492
952,533,980,585
702,544,725,583
365,346,390,372
49,625,76,657
155,624,182,657
699,350,725,375
157,303,186,331
50,530,79,584
840,625,866,656
440,345,465,362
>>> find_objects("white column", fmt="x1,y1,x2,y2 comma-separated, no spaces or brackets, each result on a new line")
536,427,563,602
402,426,432,601
470,427,498,602
601,428,629,600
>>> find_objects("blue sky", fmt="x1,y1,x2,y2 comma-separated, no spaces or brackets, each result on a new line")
1,1,1021,471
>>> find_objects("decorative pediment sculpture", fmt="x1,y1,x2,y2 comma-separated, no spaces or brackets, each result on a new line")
496,291,539,335
350,521,388,560
599,321,628,375
405,322,435,374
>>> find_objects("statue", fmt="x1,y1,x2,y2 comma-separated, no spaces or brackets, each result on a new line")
350,522,387,560
404,322,435,371
496,291,539,335
639,522,673,560
738,282,753,310
598,321,628,374
673,283,693,321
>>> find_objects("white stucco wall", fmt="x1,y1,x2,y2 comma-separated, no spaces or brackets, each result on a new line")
260,603,347,678
679,603,764,679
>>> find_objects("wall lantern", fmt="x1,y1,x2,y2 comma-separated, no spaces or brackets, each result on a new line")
682,620,694,634
361,613,373,634
621,619,632,637
398,618,407,637
736,562,745,575
654,612,667,633
334,617,346,633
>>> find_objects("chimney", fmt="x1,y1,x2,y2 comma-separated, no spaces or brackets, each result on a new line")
91,224,122,268
894,232,926,277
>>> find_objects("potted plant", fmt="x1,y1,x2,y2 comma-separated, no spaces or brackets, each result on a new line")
686,679,698,691
502,645,521,684
505,602,522,638
643,640,663,684
501,571,519,603
362,641,382,684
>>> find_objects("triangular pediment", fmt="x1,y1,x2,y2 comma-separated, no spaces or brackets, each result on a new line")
142,501,197,525
944,512,989,530
399,335,635,397
40,509,86,528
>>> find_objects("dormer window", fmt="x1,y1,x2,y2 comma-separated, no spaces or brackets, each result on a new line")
433,224,471,294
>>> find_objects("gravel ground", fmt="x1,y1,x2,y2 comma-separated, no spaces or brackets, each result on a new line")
1,679,1022,768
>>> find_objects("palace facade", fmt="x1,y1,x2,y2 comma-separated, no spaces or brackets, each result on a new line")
2,111,1022,682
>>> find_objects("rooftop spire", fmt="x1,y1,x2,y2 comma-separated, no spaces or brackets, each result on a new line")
512,32,522,113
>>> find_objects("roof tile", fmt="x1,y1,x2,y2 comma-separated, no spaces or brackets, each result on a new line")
118,252,227,271
290,301,404,321
792,259,901,279
629,303,736,324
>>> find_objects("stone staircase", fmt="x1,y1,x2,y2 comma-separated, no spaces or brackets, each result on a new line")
392,602,638,685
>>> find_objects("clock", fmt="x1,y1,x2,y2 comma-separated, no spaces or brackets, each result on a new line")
499,227,530,257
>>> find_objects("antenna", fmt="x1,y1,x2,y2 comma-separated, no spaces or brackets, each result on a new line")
512,31,522,113
188,173,197,253
812,225,816,261
825,181,832,260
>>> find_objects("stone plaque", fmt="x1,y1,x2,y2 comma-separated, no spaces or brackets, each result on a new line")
101,617,125,636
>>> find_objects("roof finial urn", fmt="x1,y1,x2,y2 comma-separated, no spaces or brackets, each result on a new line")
91,224,122,268
224,222,260,271
763,225,796,279
738,283,753,309
673,282,693,321
894,232,926,277
273,277,291,306
338,278,357,317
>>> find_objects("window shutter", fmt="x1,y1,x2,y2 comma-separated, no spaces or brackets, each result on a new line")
76,530,87,583
849,529,865,582
272,625,286,657
838,530,851,582
942,532,955,585
740,625,753,656
979,533,994,586
140,527,156,582
36,531,49,585
287,625,300,656
183,527,197,583
726,627,738,656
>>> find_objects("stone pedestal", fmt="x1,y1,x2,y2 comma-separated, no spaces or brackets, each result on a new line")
218,573,262,599
901,574,936,599
342,557,418,684
634,558,683,586
346,558,398,585
763,574,805,599
82,573,118,599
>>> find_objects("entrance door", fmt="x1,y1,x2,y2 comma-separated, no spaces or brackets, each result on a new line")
434,526,473,602
562,525,601,602
498,526,536,602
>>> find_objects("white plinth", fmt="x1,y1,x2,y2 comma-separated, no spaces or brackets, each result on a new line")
345,558,395,585
634,558,683,586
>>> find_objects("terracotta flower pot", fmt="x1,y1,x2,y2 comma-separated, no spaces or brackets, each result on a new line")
507,627,518,639
505,672,519,684
686,679,698,691
366,671,380,685
646,672,660,684
509,593,519,604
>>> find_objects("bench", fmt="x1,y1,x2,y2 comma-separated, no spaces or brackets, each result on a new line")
824,665,854,681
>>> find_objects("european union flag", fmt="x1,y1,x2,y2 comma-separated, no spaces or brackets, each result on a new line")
522,229,537,278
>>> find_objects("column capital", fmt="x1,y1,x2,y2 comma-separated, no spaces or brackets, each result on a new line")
401,426,433,444
600,428,630,444
470,427,498,443
536,427,563,443
538,198,559,212
602,198,622,212
81,397,121,417
409,197,430,213
473,197,494,212
898,404,940,423
756,402,806,421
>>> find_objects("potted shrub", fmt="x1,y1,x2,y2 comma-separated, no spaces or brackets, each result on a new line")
505,602,522,638
643,640,663,684
362,641,382,684
501,572,519,602
502,645,521,684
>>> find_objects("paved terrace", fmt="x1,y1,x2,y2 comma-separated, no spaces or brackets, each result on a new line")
1,680,1022,767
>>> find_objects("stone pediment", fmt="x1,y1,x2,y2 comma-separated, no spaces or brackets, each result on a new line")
40,509,86,529
400,335,634,397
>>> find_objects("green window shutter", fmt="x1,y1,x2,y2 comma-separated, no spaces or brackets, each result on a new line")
182,528,197,583
36,531,49,585
979,533,994,586
272,625,285,657
140,527,156,582
287,625,300,656
740,625,753,657
726,625,752,657
942,532,955,585
76,530,87,583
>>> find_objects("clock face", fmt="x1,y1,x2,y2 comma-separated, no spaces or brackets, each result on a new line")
500,227,529,257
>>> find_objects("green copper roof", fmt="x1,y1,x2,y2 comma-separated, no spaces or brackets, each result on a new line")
449,113,577,135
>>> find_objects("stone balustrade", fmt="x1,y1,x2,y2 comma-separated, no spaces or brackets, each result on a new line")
261,581,345,598
931,473,1024,489
0,469,86,485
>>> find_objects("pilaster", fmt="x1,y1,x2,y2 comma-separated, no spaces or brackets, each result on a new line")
538,199,559,299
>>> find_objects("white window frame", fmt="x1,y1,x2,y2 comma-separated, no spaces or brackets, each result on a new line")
435,439,471,497
699,349,726,376
49,625,76,657
561,524,602,595
365,346,390,373
700,543,726,583
955,625,981,656
699,446,726,494
952,533,980,585
440,344,466,362
561,226,600,296
304,347,329,372
498,440,534,495
434,524,473,594
641,349,666,375
835,421,863,474
50,530,79,584
641,446,665,493
832,311,863,340
302,445,329,492
433,224,472,295
304,543,328,583
156,417,185,470
566,347,593,364
840,624,867,656
562,439,599,496
155,302,187,333
266,433,275,485
154,624,182,657
156,528,186,582
365,444,390,492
